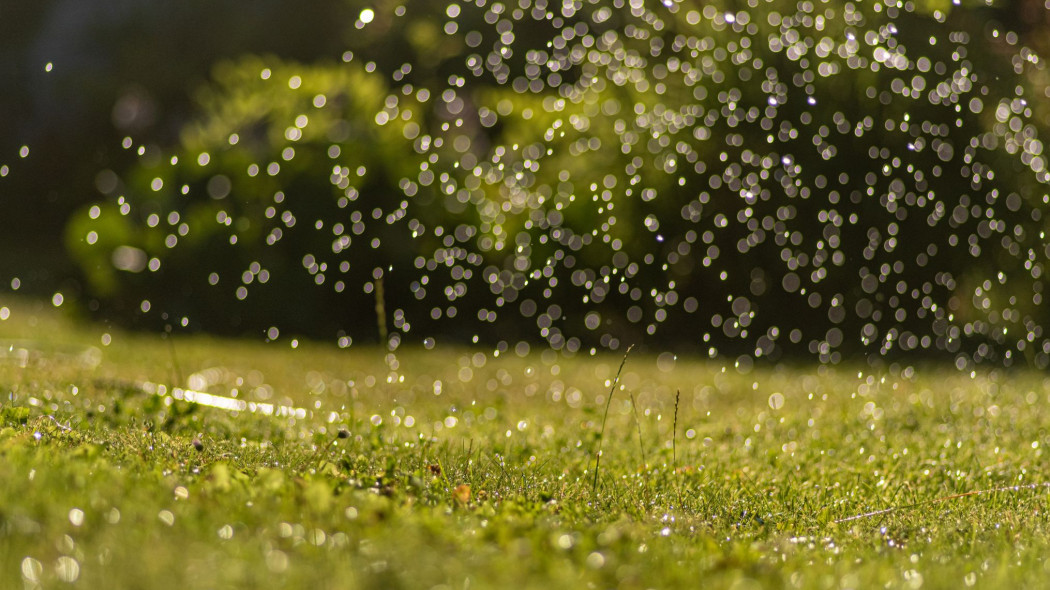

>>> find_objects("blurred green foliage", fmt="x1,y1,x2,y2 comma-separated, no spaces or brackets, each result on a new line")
1,0,357,286
61,0,1050,365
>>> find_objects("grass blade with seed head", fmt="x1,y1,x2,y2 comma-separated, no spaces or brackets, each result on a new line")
592,344,635,497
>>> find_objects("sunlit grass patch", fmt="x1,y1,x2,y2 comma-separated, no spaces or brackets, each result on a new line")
3,298,1050,588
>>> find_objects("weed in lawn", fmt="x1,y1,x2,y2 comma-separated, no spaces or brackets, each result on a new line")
591,344,634,498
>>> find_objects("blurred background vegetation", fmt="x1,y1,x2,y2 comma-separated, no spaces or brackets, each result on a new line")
3,0,1050,366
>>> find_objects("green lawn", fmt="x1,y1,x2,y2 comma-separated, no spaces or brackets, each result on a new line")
2,297,1049,589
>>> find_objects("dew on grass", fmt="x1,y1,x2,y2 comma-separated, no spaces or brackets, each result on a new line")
54,556,80,582
21,557,43,583
768,392,785,410
656,352,676,372
265,548,289,573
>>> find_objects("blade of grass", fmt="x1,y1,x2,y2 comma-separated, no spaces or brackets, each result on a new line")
833,482,1050,523
629,391,651,506
592,344,635,498
375,275,388,343
672,389,681,506
164,324,184,387
672,389,679,469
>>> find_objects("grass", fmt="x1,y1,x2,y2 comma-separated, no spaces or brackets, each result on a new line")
3,297,1050,588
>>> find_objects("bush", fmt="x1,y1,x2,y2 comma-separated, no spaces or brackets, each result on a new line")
68,0,1050,367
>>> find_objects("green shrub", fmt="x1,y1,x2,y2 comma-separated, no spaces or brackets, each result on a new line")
69,0,1050,367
